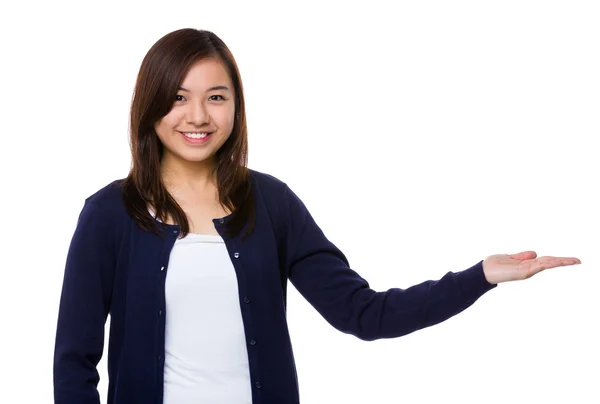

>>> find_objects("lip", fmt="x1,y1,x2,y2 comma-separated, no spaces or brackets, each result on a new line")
179,131,213,145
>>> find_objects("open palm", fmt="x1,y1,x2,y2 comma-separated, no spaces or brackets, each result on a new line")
482,250,581,284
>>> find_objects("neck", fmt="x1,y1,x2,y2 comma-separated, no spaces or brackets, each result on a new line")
160,154,218,193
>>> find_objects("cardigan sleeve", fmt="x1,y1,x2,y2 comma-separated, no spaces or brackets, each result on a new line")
53,200,117,403
282,184,497,341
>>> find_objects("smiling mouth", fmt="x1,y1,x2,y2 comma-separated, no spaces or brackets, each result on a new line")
178,131,213,144
179,131,213,139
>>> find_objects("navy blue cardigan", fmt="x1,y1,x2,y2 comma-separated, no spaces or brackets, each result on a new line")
53,169,497,403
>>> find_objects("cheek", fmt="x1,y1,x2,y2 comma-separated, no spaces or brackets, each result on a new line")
155,113,183,139
225,108,236,128
154,122,169,139
161,110,184,128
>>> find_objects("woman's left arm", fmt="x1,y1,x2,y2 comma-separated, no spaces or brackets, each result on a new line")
281,184,580,341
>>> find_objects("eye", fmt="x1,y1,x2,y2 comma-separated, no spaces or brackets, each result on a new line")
209,95,226,101
175,94,186,102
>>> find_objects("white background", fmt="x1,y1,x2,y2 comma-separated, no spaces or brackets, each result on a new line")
1,1,598,403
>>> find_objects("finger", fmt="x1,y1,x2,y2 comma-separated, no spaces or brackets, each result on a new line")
523,257,581,276
535,256,581,266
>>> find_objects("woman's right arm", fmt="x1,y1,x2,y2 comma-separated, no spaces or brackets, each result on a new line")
53,200,117,404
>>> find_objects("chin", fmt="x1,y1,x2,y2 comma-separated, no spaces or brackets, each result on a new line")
181,152,217,164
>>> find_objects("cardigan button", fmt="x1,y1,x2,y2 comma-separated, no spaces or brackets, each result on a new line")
219,218,225,224
234,252,240,258
250,340,256,346
244,296,250,304
255,382,262,389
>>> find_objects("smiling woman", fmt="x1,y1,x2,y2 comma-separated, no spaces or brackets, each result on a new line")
52,27,582,404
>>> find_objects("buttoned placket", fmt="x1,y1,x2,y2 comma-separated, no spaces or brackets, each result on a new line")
156,228,180,389
215,217,264,395
232,251,258,349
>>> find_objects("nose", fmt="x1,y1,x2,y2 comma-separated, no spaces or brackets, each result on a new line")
186,100,210,126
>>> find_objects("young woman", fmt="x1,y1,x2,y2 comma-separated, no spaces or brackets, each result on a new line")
53,28,581,404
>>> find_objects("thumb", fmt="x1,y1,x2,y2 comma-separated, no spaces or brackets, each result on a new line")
507,250,537,261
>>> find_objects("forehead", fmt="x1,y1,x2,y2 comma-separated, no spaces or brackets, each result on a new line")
180,58,233,92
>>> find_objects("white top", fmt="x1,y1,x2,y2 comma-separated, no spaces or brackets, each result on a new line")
151,210,252,403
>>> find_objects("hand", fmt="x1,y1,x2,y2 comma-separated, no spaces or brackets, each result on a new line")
482,250,581,284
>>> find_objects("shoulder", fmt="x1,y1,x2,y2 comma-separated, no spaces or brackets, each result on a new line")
248,168,303,206
247,168,309,223
85,179,125,206
81,178,129,222
248,168,288,194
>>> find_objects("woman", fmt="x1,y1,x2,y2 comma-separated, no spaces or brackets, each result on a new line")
53,28,581,404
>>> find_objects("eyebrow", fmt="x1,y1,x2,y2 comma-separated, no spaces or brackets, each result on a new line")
178,85,230,92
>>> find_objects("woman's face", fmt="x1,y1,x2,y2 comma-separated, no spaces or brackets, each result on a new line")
154,58,236,168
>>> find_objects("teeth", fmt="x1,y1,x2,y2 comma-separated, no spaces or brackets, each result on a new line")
183,132,209,139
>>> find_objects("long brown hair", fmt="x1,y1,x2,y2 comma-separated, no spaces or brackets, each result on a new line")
121,28,255,240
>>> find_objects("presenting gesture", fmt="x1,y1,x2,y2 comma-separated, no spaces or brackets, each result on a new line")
483,250,581,284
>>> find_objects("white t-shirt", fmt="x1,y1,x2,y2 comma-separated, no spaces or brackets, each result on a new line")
151,210,252,403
